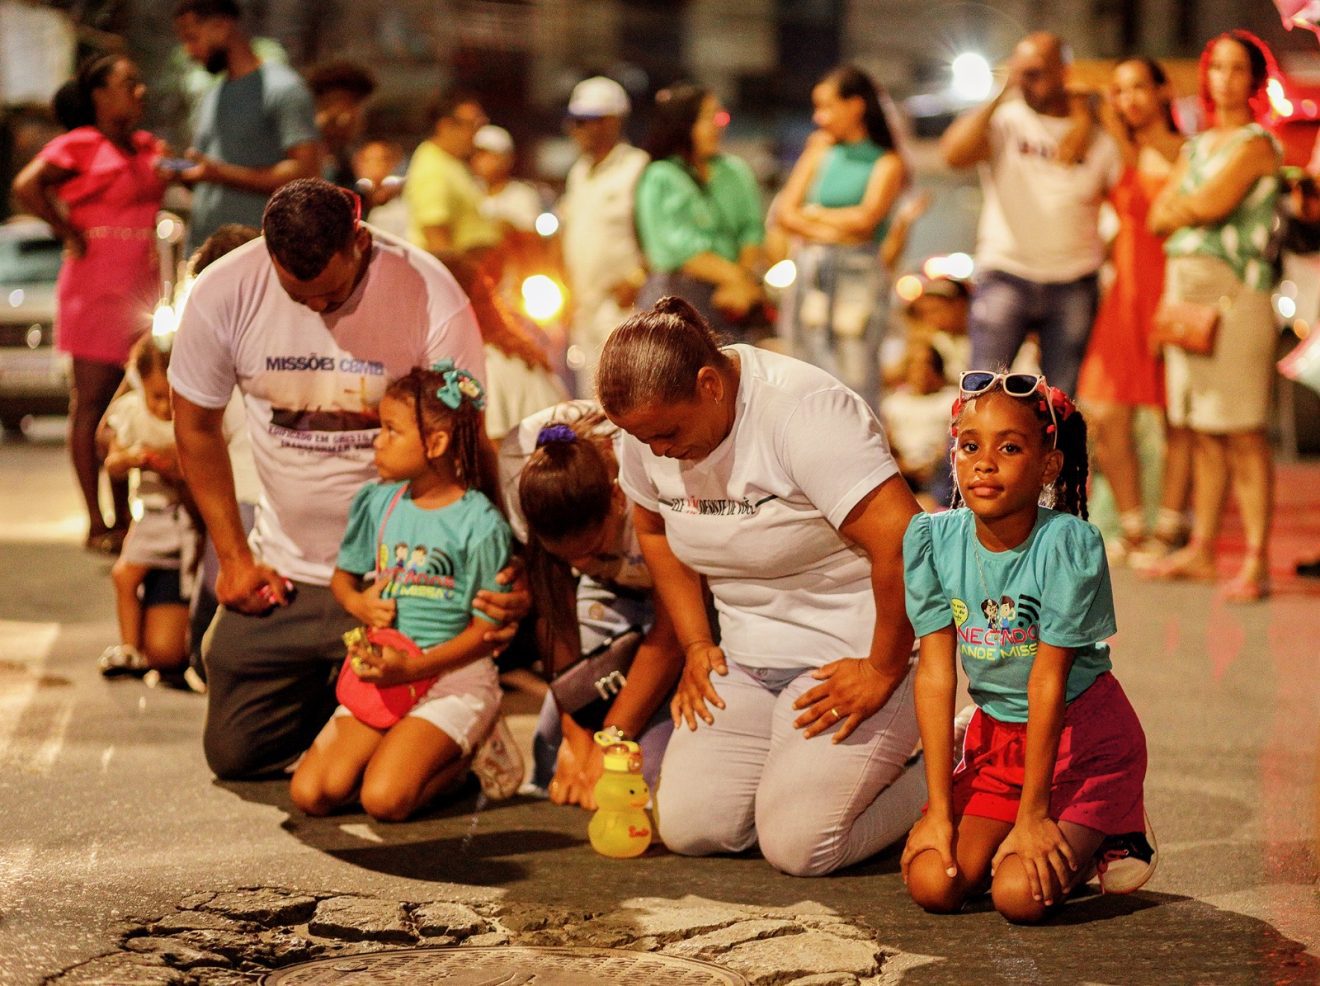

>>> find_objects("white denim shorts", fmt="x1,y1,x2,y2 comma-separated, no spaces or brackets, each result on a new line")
334,655,501,754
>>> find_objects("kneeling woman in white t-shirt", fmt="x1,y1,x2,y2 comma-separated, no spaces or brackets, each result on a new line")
597,296,926,876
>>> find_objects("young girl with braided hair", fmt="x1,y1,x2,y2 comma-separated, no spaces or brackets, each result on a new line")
901,371,1156,923
290,361,521,821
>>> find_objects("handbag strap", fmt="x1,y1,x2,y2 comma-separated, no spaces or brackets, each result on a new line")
374,484,409,589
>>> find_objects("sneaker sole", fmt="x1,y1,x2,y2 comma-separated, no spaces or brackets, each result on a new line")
1098,809,1158,895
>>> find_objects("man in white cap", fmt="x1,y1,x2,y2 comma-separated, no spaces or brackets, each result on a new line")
472,124,544,239
556,76,649,394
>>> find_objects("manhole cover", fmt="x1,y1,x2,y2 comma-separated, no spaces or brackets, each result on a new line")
264,945,750,984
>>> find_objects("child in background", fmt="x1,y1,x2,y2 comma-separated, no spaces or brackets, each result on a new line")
900,370,1156,923
290,362,523,822
881,342,958,508
98,336,198,677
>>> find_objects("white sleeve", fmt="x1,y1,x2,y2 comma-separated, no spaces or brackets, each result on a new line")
780,388,901,529
616,432,661,514
424,294,487,388
167,274,239,410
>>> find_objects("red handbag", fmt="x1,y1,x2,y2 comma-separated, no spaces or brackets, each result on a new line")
336,627,438,730
1151,298,1220,356
334,486,439,730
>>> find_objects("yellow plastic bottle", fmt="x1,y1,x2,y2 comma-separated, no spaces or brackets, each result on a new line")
587,732,652,858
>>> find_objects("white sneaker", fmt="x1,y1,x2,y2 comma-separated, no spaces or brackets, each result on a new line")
1094,810,1159,894
98,644,148,678
471,716,524,801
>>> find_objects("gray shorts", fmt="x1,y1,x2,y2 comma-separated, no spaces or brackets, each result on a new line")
121,503,195,570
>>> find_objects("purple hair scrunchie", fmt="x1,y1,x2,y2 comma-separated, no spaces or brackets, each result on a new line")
536,423,577,447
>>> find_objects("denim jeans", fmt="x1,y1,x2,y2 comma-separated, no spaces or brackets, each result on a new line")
779,243,889,411
968,269,1100,397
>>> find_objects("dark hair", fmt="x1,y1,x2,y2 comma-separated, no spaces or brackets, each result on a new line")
950,381,1090,519
307,60,377,101
131,334,171,381
426,87,483,128
923,344,946,380
190,223,259,277
596,296,732,416
172,0,240,21
383,366,496,504
262,178,357,280
819,65,896,150
53,55,123,130
1115,56,1178,135
518,409,618,663
644,83,710,163
1198,30,1275,124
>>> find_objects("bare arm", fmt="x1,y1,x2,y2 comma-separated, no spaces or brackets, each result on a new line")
421,224,455,256
602,592,684,740
989,641,1078,904
1150,138,1277,234
179,140,319,196
1147,149,1193,236
792,475,921,741
174,392,285,611
11,157,84,254
914,625,958,817
772,135,831,238
879,189,931,271
632,504,714,654
900,623,960,881
355,616,499,687
941,88,1009,169
800,153,906,241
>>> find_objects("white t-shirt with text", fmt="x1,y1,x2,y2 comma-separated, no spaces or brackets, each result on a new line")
617,346,900,670
168,227,485,585
976,99,1122,283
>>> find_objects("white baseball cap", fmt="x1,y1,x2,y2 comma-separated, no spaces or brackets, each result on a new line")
567,76,630,119
473,124,514,155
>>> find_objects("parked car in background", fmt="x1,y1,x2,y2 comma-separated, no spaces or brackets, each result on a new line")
0,218,65,433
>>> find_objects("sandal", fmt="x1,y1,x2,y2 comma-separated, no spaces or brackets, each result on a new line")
1135,547,1217,582
84,529,125,555
1222,576,1270,603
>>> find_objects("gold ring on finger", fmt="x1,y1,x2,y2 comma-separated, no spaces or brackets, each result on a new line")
831,707,841,720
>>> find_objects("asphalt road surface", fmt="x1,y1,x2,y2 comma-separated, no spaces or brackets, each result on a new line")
1,422,1316,985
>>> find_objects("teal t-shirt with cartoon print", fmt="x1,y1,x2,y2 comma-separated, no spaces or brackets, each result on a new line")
337,482,511,649
903,507,1116,723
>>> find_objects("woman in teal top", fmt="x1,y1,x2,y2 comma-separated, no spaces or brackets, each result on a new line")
773,65,906,410
634,83,766,338
1147,31,1281,602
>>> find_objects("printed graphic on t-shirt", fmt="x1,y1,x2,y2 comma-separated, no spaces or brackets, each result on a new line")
952,592,1041,663
376,541,457,601
660,494,778,516
255,361,389,454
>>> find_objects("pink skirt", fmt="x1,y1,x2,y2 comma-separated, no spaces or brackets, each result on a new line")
952,672,1147,835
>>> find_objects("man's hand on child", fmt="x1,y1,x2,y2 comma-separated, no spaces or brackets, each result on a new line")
474,557,531,650
991,815,1077,906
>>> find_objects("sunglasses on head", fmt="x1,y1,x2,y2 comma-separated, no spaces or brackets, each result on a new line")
958,371,1059,447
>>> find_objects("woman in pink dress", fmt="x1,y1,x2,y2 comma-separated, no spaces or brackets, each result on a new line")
13,55,165,553
1077,57,1192,563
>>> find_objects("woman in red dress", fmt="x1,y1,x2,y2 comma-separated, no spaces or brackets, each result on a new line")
1077,57,1192,563
13,55,165,553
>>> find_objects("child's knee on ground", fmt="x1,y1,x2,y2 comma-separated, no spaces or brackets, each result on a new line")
906,849,972,914
991,853,1060,924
